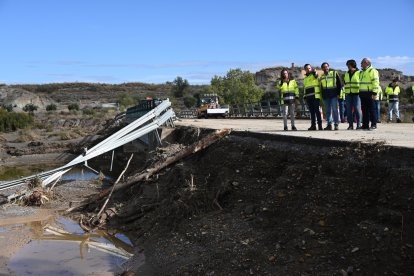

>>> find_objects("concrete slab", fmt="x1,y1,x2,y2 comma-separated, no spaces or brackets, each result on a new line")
176,119,414,148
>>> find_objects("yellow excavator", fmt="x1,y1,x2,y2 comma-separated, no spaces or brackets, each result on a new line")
196,94,229,118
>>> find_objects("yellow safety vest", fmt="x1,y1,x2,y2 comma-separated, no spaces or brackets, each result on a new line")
339,87,346,100
359,66,379,94
303,73,321,100
385,85,400,102
320,70,339,98
344,70,360,94
277,79,299,104
320,71,337,90
374,86,383,101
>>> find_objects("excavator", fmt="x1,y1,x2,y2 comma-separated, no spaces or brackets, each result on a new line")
196,94,229,118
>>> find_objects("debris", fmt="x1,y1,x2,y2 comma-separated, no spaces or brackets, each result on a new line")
351,247,359,253
66,128,232,213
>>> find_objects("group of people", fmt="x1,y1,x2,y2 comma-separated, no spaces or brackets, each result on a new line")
277,57,402,131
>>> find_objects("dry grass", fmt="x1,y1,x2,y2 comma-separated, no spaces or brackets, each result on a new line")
15,128,39,142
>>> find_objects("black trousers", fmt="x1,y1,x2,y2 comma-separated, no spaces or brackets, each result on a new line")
306,97,322,125
360,94,376,128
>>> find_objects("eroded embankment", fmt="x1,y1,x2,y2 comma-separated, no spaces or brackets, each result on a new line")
89,127,414,275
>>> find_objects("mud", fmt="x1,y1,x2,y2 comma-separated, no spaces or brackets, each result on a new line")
1,125,414,275
104,127,414,275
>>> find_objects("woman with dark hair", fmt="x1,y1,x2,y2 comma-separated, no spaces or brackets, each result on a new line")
344,59,361,129
277,68,299,131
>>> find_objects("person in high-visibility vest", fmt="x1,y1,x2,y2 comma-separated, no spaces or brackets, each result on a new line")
303,64,322,130
359,58,380,130
320,62,342,130
385,78,401,123
344,59,362,130
277,68,299,131
373,85,383,123
338,87,346,123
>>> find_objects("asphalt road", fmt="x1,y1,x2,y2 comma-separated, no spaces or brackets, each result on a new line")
176,118,414,148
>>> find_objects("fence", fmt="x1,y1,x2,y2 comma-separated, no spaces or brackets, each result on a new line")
177,98,310,119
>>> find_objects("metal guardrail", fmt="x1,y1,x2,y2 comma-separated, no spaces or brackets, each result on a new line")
178,99,310,119
0,99,175,191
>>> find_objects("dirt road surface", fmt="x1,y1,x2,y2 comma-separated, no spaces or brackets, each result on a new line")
176,119,414,148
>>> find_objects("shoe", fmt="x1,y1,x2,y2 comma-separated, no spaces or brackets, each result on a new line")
308,125,316,131
324,125,332,130
356,126,362,130
347,126,353,130
377,120,381,123
371,125,377,130
341,120,345,123
318,124,323,130
284,126,288,131
334,125,339,131
292,126,297,131
397,118,402,123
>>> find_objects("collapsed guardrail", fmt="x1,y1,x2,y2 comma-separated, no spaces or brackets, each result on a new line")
0,99,175,191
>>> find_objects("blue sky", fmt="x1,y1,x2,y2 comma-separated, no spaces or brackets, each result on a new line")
0,0,413,84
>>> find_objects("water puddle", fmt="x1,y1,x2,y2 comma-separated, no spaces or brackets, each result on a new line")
5,215,134,275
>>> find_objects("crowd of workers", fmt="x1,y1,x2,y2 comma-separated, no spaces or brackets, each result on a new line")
277,58,406,131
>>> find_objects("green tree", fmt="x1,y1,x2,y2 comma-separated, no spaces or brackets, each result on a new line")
68,103,79,111
1,104,13,112
210,69,263,104
46,104,57,111
183,96,197,108
117,93,141,109
172,76,189,98
23,103,38,115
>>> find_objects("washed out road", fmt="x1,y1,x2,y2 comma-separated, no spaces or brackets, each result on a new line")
176,119,414,148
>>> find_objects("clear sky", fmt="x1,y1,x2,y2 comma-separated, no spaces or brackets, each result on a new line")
1,0,413,84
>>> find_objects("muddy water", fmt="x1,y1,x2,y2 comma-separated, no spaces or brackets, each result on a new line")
2,215,134,275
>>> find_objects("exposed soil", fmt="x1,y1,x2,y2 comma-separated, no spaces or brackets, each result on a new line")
97,127,414,275
1,124,414,275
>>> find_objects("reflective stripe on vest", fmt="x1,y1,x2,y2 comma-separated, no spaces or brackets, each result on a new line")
359,67,378,93
304,74,320,99
320,71,337,90
386,86,400,102
283,91,296,101
344,70,360,94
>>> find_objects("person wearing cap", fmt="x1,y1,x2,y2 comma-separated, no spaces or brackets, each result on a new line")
277,68,299,131
343,59,362,130
303,64,322,130
359,58,380,130
320,62,342,130
385,79,401,123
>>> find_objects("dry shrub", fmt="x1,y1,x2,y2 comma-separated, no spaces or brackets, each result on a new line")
59,131,79,140
15,128,38,142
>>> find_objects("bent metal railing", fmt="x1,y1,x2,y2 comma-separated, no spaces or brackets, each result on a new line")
0,99,175,191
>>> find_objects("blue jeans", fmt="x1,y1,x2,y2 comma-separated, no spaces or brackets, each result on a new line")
338,99,345,123
373,100,381,122
345,94,361,128
388,101,400,120
323,97,339,126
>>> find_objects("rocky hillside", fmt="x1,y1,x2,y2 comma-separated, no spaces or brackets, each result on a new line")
0,87,56,111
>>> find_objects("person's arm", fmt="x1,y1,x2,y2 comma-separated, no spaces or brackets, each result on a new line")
371,69,380,95
335,72,342,95
292,80,298,98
